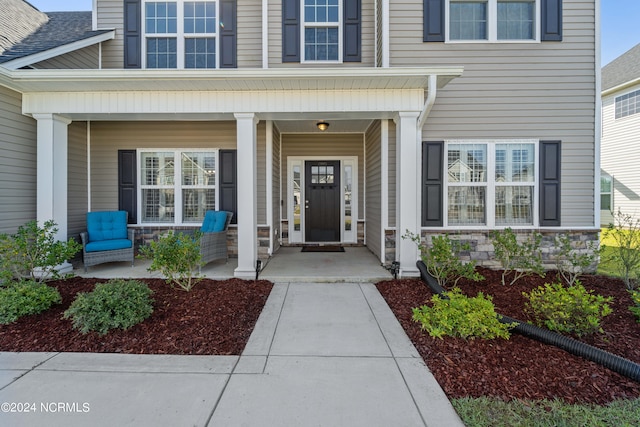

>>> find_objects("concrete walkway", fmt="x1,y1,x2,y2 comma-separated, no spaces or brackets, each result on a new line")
0,282,464,427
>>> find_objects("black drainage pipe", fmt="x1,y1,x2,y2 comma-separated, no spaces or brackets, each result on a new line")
416,261,640,383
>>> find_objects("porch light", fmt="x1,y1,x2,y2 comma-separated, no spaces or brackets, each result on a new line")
316,121,330,131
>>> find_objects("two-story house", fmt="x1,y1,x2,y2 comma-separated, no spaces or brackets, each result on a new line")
601,42,640,226
0,0,599,278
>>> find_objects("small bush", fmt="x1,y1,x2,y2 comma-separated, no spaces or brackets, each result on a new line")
524,281,613,336
138,231,202,291
603,209,640,290
554,234,600,287
490,228,545,286
630,289,640,322
0,280,61,324
403,230,484,289
63,279,154,335
412,288,515,340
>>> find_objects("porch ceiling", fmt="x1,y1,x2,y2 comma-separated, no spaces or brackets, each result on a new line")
0,66,463,93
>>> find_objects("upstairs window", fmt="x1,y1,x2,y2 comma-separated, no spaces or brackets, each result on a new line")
615,89,640,119
302,0,341,61
144,0,218,68
448,0,536,41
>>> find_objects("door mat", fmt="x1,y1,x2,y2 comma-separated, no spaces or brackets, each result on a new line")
301,245,345,253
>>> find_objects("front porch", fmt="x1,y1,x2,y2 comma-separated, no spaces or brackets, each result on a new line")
74,246,393,283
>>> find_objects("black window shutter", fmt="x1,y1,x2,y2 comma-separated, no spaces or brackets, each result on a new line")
541,0,562,41
539,141,561,226
282,0,300,62
220,0,237,68
219,149,238,224
118,150,137,224
423,0,445,42
124,0,142,68
343,0,361,62
422,141,444,226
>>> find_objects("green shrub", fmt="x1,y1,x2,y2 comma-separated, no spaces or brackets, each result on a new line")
403,230,484,289
490,227,545,286
630,289,640,322
63,279,154,335
524,281,613,336
0,220,81,284
412,288,515,340
0,280,62,324
138,231,202,291
554,234,600,287
603,209,640,290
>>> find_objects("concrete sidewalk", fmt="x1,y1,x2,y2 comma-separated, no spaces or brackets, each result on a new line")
0,282,464,427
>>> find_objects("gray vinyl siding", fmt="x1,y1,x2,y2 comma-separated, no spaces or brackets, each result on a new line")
280,133,365,218
0,86,36,234
68,122,88,237
31,45,100,69
97,0,124,69
89,121,237,212
98,0,261,69
365,120,382,259
272,124,281,250
389,0,596,227
268,0,375,67
257,122,267,224
601,84,640,224
387,120,396,228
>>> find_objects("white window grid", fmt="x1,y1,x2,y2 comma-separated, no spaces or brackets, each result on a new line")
615,89,640,119
301,0,343,63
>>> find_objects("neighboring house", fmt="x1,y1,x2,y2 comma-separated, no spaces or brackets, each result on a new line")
0,0,599,278
601,43,640,227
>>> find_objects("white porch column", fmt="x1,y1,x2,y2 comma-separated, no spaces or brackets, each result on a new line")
33,113,73,274
234,113,259,278
396,112,421,277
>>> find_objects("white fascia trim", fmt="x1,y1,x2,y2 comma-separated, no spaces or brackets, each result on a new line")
1,31,116,71
262,0,269,68
602,77,640,97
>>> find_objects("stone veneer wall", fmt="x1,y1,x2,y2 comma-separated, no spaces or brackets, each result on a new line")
383,229,600,272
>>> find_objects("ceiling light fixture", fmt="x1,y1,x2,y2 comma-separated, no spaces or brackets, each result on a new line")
316,121,330,131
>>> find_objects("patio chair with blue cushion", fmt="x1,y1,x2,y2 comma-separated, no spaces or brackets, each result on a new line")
80,210,135,272
199,210,233,272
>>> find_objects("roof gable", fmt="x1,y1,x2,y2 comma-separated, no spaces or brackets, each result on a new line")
602,43,640,92
0,0,48,54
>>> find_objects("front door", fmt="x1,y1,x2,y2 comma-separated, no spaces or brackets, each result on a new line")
305,160,340,242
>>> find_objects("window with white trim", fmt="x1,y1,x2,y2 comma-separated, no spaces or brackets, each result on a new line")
448,0,537,41
144,1,218,68
615,89,640,119
139,150,217,224
302,0,341,61
601,174,613,212
446,141,537,227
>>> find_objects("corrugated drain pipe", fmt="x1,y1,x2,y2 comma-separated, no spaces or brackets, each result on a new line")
416,261,640,383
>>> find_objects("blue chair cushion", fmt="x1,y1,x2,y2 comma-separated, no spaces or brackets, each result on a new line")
87,211,128,242
201,211,228,233
85,239,132,253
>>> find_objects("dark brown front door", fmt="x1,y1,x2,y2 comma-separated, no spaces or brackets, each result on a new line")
305,160,340,242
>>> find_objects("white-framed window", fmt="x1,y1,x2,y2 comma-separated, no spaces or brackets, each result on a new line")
144,1,218,69
302,0,342,62
445,140,537,227
601,173,613,212
615,89,640,119
447,0,538,42
139,149,217,224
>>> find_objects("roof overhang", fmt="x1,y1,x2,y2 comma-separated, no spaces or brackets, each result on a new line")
0,30,116,71
602,77,640,97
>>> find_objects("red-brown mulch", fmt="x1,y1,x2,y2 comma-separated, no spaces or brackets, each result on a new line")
376,268,640,405
0,277,272,355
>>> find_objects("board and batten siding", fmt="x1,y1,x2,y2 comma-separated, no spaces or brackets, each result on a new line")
0,86,36,234
68,122,89,237
32,45,100,69
365,120,382,260
268,0,375,67
601,84,640,223
390,0,596,227
97,0,262,69
89,121,241,213
280,133,365,219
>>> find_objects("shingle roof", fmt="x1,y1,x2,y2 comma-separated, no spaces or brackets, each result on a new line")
0,0,48,54
0,11,112,65
602,43,640,92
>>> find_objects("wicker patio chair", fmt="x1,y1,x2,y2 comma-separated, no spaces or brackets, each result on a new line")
80,211,135,272
199,210,233,272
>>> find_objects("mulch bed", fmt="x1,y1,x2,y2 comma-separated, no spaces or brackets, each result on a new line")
0,277,273,355
376,268,640,405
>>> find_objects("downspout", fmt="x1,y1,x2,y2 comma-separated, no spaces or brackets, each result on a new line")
418,74,438,130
